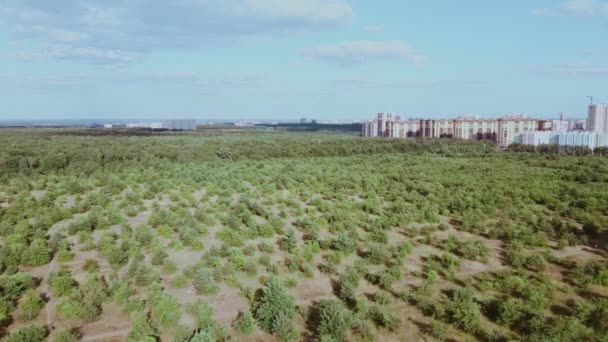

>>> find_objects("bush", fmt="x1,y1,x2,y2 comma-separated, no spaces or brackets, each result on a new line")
233,311,255,335
309,299,354,341
187,300,215,330
18,290,44,320
2,325,47,342
367,305,398,331
51,329,78,342
192,269,219,295
442,286,481,333
127,311,158,341
253,278,296,337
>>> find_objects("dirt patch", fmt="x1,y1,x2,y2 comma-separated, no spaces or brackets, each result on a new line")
552,245,605,262
127,210,152,227
290,273,335,305
79,303,131,341
164,283,249,327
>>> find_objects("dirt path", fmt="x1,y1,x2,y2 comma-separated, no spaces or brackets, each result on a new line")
80,328,130,341
43,256,58,327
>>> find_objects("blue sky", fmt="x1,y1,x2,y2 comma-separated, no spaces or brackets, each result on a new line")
0,0,607,121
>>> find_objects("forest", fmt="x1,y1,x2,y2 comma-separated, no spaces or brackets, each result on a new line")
0,129,606,341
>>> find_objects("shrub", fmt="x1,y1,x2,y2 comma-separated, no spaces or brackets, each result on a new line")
279,230,297,253
18,290,44,320
442,286,481,333
2,325,47,342
253,278,296,336
233,311,255,335
127,311,158,341
187,300,216,330
193,269,219,295
368,305,398,331
309,299,354,341
51,329,78,342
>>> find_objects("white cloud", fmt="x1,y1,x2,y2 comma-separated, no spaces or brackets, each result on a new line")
523,62,608,77
0,0,354,64
0,70,268,86
303,40,425,67
364,24,385,32
560,0,598,15
330,77,487,90
534,0,608,17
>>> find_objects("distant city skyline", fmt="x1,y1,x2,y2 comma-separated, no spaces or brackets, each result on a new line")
1,1,607,120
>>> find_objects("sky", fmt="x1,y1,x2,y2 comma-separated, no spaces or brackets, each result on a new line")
0,0,607,121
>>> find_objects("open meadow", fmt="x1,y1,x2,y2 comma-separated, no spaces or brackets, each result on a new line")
0,129,607,341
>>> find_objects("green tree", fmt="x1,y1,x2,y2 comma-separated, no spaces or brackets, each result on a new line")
187,300,216,330
19,290,44,320
280,230,297,253
25,238,51,266
2,324,47,342
310,299,353,341
51,330,78,342
254,278,296,337
189,328,215,342
192,269,219,295
127,311,158,341
233,311,255,335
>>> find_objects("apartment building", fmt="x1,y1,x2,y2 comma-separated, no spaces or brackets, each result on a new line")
420,119,454,138
453,119,498,141
587,104,608,133
496,116,539,148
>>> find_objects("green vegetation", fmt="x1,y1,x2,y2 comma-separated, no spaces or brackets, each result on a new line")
0,129,606,341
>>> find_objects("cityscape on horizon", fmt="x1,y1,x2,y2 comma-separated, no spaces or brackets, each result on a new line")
363,103,608,149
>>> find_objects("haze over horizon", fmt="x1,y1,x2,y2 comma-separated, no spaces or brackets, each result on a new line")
1,0,607,121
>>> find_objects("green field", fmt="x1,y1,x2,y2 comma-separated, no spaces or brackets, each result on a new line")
0,130,607,341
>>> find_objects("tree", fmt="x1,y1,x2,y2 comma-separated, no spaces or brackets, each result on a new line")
19,290,44,320
150,292,181,329
309,299,353,341
189,328,215,342
280,230,297,253
2,324,47,342
127,311,158,341
51,329,79,342
25,238,50,266
187,300,215,330
192,269,219,295
272,311,298,342
233,311,255,335
443,286,481,333
49,268,77,297
254,278,296,336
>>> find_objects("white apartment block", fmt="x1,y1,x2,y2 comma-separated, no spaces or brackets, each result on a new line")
497,118,539,148
453,120,499,140
520,131,608,149
520,131,558,146
587,104,608,133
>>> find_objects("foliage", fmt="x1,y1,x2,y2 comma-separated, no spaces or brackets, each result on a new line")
309,299,354,341
233,311,255,335
253,277,297,338
18,290,44,320
2,325,46,341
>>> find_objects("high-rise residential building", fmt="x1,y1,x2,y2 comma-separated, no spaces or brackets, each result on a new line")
568,119,587,131
538,119,569,132
587,104,608,133
520,131,558,146
453,119,498,140
420,119,454,138
497,116,538,147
